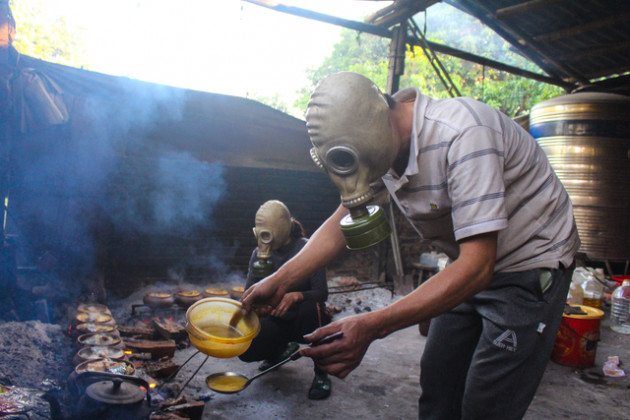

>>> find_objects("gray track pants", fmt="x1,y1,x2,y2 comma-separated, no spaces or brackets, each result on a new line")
418,265,573,420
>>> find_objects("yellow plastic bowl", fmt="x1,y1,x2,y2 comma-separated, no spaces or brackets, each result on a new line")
185,298,260,358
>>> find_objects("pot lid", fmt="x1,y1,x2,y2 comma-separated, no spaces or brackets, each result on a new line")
85,377,146,405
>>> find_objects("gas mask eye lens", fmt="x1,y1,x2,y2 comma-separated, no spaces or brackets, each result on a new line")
259,231,273,244
325,146,358,175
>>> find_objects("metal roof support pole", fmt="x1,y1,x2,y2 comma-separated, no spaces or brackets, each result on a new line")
386,200,404,278
0,119,9,238
386,22,407,279
408,18,461,98
387,21,407,94
0,45,16,239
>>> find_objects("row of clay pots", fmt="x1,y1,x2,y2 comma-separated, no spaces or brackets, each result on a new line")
71,303,119,347
143,286,245,309
71,303,133,375
72,303,115,328
74,356,135,376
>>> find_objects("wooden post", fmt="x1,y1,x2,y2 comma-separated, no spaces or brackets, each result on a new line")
386,22,408,283
387,22,407,95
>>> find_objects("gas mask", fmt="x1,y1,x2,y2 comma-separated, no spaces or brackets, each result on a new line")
251,200,292,278
306,72,393,249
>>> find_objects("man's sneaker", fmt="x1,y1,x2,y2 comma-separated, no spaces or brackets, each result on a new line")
308,372,331,400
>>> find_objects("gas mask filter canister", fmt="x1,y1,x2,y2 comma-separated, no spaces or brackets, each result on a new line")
306,72,392,250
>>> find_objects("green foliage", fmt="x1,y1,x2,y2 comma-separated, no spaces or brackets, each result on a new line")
10,0,89,68
249,92,289,114
295,4,564,117
294,31,390,118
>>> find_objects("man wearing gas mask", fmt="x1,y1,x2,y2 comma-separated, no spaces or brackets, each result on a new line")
242,72,580,419
239,200,333,400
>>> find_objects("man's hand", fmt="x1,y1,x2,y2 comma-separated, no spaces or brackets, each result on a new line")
240,275,286,314
300,313,378,379
252,304,273,317
270,292,303,318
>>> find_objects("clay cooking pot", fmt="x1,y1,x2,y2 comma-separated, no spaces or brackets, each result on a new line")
175,290,202,308
202,288,228,298
143,292,175,309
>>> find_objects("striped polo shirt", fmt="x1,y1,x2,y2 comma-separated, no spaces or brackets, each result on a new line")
381,87,580,272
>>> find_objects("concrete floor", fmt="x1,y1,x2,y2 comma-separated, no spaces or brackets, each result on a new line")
172,323,422,420
170,294,630,420
525,315,630,420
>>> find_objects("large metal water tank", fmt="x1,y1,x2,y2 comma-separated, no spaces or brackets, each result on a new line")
530,92,630,261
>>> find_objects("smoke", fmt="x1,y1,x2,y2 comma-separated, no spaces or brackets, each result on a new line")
7,70,228,294
105,150,225,235
166,240,247,287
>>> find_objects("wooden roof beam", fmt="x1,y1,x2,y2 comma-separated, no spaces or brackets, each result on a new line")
495,0,568,20
243,0,390,37
576,73,630,93
534,13,630,42
557,41,630,61
585,66,630,81
366,0,439,28
445,0,590,85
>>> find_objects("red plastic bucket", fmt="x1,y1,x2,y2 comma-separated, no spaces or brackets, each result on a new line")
612,275,630,286
551,305,604,368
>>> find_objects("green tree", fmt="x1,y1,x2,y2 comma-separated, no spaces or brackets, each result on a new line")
409,3,565,115
249,92,289,114
9,0,88,68
294,30,390,115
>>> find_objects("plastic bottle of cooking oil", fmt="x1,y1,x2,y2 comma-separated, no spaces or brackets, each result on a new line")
611,280,630,334
567,281,584,305
582,272,603,308
571,267,590,287
583,272,603,308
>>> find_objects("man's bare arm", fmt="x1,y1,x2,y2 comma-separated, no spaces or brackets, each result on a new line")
302,231,498,378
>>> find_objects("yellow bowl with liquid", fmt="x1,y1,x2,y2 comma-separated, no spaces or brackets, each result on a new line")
185,298,260,358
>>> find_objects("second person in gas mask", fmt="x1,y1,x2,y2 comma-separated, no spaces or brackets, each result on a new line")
238,200,333,400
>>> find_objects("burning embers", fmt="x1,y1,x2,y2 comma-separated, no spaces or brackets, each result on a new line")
68,300,205,419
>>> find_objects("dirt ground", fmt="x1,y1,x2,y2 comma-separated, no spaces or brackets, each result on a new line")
163,287,630,420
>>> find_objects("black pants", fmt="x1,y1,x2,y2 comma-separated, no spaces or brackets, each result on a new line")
418,265,573,420
239,300,330,362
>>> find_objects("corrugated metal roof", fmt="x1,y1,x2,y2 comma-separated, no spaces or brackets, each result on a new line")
444,0,630,92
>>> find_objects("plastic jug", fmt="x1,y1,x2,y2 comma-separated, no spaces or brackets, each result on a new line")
610,280,630,334
572,267,590,286
582,273,603,308
567,281,584,305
